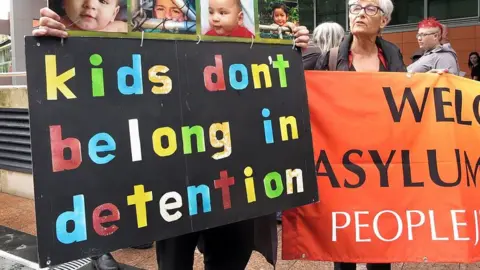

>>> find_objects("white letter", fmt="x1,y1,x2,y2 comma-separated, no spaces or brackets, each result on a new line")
159,192,183,222
332,212,351,242
406,210,425,240
451,210,469,241
429,210,449,241
475,210,479,246
129,119,142,162
373,210,403,242
355,211,371,242
286,169,304,194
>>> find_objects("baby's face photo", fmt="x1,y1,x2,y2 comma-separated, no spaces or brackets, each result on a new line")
154,0,187,21
63,0,120,31
273,8,287,26
208,0,243,35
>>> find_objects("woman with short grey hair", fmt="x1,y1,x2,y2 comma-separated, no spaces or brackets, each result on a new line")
319,0,404,73
303,22,345,70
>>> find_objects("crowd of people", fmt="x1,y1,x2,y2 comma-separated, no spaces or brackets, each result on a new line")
31,0,479,269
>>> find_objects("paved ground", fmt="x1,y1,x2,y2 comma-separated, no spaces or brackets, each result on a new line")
1,193,479,269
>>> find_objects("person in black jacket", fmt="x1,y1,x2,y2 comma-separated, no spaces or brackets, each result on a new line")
468,52,480,81
302,22,345,70
318,0,405,74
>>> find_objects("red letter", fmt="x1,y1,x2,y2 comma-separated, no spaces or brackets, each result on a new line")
92,203,120,236
203,55,225,91
50,125,82,172
214,170,235,209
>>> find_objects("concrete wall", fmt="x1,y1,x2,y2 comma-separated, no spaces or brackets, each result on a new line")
10,0,47,85
0,19,10,35
383,25,480,78
0,86,32,199
0,170,34,199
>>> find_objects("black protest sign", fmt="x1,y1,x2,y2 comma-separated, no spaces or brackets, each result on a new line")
25,36,318,267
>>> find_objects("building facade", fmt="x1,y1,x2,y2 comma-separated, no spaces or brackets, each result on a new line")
300,0,480,76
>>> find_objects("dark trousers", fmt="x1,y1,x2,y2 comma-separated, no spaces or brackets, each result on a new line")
334,262,391,270
156,219,254,270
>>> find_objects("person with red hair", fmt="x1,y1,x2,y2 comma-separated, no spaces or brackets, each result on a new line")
407,17,459,75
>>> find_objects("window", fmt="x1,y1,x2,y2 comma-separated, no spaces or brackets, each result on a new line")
315,0,346,29
298,0,315,30
389,0,424,25
428,0,478,20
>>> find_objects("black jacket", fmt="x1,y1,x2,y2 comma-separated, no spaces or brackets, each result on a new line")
316,33,406,72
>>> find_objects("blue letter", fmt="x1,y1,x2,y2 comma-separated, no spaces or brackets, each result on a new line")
56,195,87,244
88,132,116,164
229,64,248,90
262,108,274,144
187,185,211,215
118,54,143,95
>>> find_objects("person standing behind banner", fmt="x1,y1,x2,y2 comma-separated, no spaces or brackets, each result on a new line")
468,52,480,81
407,18,460,75
32,7,311,270
302,22,345,70
315,0,404,269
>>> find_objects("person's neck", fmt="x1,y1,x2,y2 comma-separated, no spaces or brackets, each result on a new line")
351,35,378,55
427,43,442,51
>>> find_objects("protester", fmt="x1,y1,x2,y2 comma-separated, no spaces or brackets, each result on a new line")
319,0,404,73
407,17,459,75
303,22,345,70
468,52,480,81
32,6,310,270
313,0,404,269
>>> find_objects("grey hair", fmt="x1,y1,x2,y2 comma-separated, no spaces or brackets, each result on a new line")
311,22,345,55
348,0,394,24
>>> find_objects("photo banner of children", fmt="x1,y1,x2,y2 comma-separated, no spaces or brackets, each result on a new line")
48,0,128,33
24,36,318,267
48,0,298,44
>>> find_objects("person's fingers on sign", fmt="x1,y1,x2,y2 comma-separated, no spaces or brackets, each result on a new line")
32,7,68,38
293,26,309,49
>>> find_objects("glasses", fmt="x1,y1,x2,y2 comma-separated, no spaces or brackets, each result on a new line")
416,32,438,39
349,4,384,16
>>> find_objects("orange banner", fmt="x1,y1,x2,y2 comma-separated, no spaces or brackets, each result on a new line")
282,71,480,263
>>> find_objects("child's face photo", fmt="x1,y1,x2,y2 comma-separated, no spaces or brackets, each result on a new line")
63,0,120,31
273,8,287,26
208,0,243,36
131,0,196,34
258,1,298,40
201,0,255,38
49,0,127,32
154,0,187,21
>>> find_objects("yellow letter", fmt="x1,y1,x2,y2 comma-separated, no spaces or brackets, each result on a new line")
152,127,177,157
127,185,153,228
280,116,298,141
149,65,172,94
45,55,76,100
251,64,272,89
209,122,231,160
244,166,256,203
